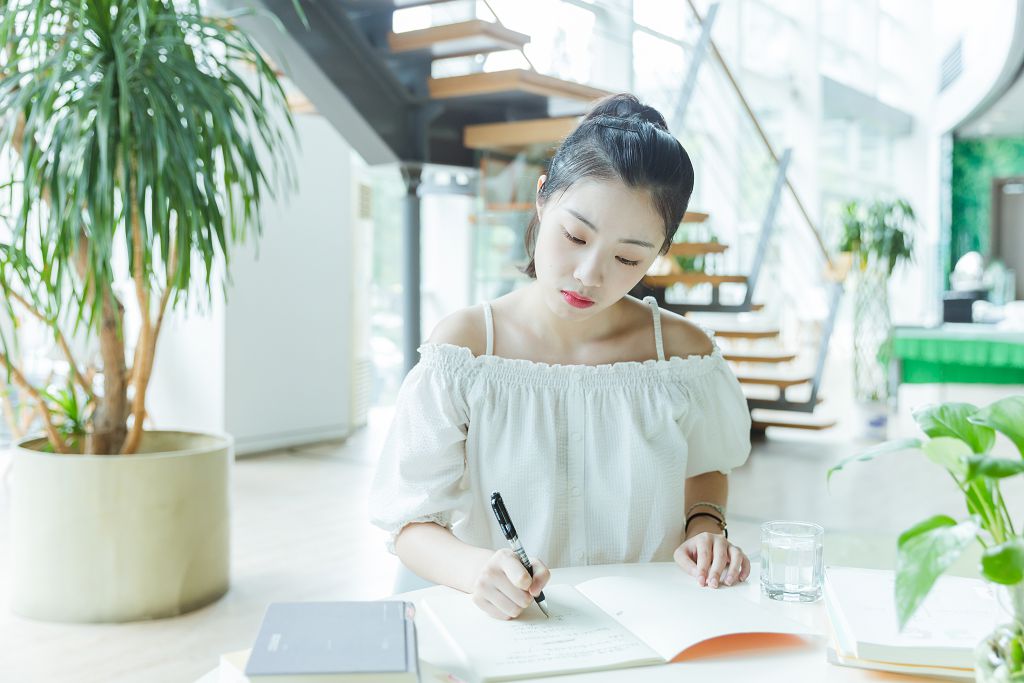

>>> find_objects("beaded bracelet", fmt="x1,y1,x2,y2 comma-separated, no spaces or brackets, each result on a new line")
686,501,726,519
685,511,729,539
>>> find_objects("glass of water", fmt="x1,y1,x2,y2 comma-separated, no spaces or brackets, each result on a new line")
760,521,824,602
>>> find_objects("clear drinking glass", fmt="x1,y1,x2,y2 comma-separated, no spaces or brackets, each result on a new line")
760,521,824,602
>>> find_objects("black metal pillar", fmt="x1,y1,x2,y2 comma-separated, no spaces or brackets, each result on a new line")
401,163,423,376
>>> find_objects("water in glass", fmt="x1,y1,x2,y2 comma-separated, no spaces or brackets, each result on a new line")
760,521,824,602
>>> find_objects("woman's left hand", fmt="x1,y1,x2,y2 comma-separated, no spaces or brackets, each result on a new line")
673,532,750,588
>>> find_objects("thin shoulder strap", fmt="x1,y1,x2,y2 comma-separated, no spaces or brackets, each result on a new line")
482,302,494,356
642,295,666,361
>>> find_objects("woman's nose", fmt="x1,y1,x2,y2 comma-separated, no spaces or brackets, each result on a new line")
573,252,604,288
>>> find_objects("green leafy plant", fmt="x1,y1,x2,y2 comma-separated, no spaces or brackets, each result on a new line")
837,198,915,276
0,0,299,454
828,396,1024,675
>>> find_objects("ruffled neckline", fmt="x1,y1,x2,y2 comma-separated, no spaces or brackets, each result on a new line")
417,341,727,387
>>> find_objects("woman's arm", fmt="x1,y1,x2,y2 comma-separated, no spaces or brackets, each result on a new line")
395,522,494,592
674,471,751,587
684,471,728,538
395,522,551,620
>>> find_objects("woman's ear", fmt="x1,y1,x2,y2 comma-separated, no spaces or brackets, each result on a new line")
535,175,547,217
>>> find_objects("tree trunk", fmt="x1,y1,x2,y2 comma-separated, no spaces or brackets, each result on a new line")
88,288,129,455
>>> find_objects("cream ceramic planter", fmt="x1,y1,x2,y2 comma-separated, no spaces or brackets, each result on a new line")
10,431,232,623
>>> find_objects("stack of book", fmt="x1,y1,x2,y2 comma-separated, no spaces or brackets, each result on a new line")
823,566,1004,679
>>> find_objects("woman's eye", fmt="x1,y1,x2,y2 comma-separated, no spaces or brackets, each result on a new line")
617,257,641,267
561,228,585,244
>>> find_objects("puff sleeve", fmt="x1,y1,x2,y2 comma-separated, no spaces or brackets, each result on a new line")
368,353,471,554
679,358,752,477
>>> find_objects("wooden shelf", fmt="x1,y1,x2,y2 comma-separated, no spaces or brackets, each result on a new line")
389,20,530,59
682,211,708,223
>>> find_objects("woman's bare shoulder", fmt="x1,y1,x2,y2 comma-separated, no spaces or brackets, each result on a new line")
658,308,715,359
426,304,488,357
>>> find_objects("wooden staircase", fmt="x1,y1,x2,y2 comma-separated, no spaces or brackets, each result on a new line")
272,1,839,432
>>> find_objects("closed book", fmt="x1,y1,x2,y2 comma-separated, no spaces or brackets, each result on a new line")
243,601,418,683
824,566,1001,674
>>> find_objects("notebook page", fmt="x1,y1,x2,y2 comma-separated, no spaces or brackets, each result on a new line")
418,584,662,682
576,574,813,661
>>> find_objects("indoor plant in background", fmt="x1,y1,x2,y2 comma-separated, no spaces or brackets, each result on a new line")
829,397,1024,681
837,198,915,436
0,0,296,621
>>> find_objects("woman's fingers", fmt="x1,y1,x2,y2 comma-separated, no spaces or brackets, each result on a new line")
529,559,551,596
723,544,744,586
739,552,752,582
694,535,712,586
675,536,750,589
472,586,521,619
706,535,729,588
673,544,699,576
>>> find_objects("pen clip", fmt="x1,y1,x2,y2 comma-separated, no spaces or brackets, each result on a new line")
490,491,517,541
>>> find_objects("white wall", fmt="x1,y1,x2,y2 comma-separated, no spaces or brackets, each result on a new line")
224,115,353,453
148,114,356,455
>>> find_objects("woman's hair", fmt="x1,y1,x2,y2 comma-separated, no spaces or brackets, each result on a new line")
520,93,695,279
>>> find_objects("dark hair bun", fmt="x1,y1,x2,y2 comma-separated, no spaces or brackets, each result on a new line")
583,93,669,132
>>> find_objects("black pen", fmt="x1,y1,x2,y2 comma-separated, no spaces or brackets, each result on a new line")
490,491,550,617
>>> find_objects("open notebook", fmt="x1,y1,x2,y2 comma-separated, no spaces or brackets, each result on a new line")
419,572,813,682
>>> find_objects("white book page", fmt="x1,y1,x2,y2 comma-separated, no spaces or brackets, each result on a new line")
418,584,662,682
575,575,813,661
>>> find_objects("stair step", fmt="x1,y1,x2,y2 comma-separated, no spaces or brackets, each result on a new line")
287,93,317,114
465,116,579,151
743,384,823,404
724,350,798,363
643,273,747,287
389,20,530,59
750,409,837,431
667,242,728,257
735,373,812,389
342,0,452,10
708,325,780,340
428,69,611,102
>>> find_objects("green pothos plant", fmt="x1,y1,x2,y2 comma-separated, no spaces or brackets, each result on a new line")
828,397,1024,675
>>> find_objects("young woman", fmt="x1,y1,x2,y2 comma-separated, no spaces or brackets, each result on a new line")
370,93,752,620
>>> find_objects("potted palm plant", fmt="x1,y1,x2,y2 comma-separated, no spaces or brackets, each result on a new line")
837,198,915,436
829,396,1024,681
0,0,297,622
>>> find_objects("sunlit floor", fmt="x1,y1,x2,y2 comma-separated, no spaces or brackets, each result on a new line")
1,381,1021,682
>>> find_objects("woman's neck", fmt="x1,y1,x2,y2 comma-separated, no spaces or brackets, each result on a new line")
514,282,630,356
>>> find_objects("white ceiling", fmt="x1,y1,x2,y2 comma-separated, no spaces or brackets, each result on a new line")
958,66,1024,138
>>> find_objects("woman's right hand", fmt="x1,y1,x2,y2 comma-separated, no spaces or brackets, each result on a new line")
471,548,550,620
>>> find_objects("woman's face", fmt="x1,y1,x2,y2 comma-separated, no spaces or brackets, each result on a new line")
533,176,664,317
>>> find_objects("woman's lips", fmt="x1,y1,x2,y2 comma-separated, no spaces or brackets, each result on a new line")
561,290,595,308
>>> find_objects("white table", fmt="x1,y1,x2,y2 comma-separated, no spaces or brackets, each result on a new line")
198,562,962,683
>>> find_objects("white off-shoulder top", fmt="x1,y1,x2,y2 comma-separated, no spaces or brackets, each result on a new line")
368,296,752,568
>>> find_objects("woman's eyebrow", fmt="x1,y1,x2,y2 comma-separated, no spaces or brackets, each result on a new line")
566,208,656,249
